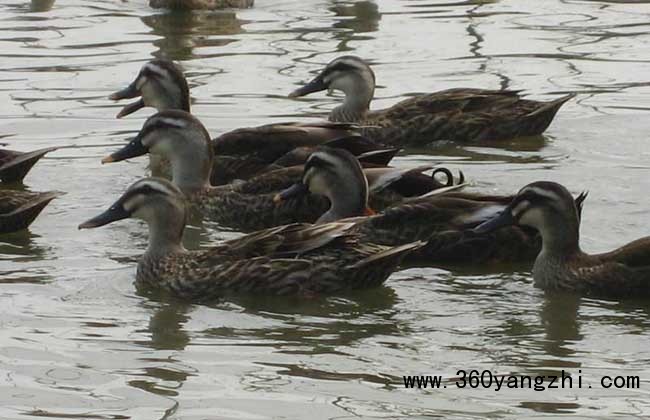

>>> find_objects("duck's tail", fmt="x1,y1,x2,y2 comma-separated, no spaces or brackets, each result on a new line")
0,191,64,233
0,147,58,183
521,93,576,136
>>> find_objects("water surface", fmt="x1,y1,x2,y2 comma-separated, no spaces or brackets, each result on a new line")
2,0,650,418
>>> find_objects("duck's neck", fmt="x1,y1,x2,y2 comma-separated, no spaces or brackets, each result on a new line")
168,147,212,196
145,212,187,258
330,84,373,123
533,215,582,288
315,183,367,223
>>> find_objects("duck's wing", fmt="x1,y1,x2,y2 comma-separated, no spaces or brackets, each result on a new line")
0,190,63,233
0,147,57,183
212,122,361,159
206,222,357,260
369,89,574,144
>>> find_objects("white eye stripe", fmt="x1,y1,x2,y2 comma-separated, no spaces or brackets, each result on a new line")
148,117,188,129
143,63,168,78
123,193,146,212
511,200,530,218
522,187,561,202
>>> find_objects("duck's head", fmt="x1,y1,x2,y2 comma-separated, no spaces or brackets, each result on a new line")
79,178,187,255
274,147,373,223
79,178,185,230
102,110,213,193
109,59,190,118
474,181,586,253
289,55,375,100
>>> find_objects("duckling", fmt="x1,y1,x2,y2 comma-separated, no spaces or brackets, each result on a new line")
289,56,575,146
109,59,379,185
473,181,650,298
78,178,423,299
0,147,58,183
275,149,588,268
101,111,454,232
149,0,254,10
1,190,63,234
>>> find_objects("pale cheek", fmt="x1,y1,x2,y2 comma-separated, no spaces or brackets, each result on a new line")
518,208,546,229
330,75,356,94
308,175,329,196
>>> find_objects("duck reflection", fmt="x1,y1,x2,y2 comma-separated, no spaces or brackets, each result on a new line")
141,9,245,61
30,0,55,12
128,301,193,397
331,1,380,34
204,287,401,353
538,291,582,361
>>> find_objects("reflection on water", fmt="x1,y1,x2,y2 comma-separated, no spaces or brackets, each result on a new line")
142,10,245,60
2,0,650,418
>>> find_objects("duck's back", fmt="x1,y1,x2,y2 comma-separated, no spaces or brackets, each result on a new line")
362,88,573,146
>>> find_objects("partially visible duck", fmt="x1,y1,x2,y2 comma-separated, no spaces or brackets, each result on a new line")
0,147,57,183
275,149,588,268
78,177,423,299
149,0,254,10
109,59,380,184
101,111,456,232
474,181,650,298
289,55,575,146
0,189,63,234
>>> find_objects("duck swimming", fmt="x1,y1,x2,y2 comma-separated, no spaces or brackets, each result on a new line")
289,55,575,146
1,189,63,234
474,181,650,298
101,111,456,231
78,178,423,299
0,147,58,183
108,59,379,185
275,149,588,268
149,0,254,10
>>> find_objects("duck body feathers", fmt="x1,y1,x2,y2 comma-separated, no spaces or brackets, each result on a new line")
136,222,423,299
0,147,57,183
534,239,650,298
149,0,254,10
353,193,541,267
355,89,575,146
0,190,63,233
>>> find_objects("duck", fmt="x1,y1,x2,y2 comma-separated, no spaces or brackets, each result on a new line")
473,181,650,298
0,147,58,183
108,59,382,185
100,110,458,232
288,55,575,147
149,0,254,10
1,189,63,234
274,149,589,268
78,177,423,299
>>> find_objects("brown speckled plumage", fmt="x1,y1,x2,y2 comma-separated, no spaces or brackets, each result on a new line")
474,181,650,298
0,147,57,183
79,178,423,300
149,0,254,10
290,56,574,146
0,190,63,234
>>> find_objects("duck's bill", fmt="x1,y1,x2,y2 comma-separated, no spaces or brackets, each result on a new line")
78,203,130,229
101,137,148,164
115,98,145,119
273,183,309,203
109,83,144,118
109,82,140,101
288,76,328,98
472,210,514,234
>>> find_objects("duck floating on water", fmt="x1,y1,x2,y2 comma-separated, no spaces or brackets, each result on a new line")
289,55,575,146
149,0,254,10
108,59,380,185
275,148,588,268
78,178,423,299
0,189,63,234
474,181,650,298
101,111,457,231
